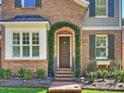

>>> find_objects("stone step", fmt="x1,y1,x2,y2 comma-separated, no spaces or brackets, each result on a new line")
55,78,75,82
56,68,73,71
48,82,81,93
56,71,74,74
56,74,74,78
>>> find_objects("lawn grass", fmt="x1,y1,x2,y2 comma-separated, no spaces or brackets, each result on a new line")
0,87,124,93
0,87,48,93
82,89,124,93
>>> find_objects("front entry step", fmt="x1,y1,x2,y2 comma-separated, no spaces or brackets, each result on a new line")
55,68,75,82
48,82,81,93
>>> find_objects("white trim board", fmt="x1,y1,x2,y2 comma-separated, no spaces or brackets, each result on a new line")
82,27,122,30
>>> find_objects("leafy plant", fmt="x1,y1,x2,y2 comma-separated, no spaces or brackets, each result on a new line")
116,59,122,71
96,70,108,81
1,69,12,79
19,68,25,77
101,70,108,81
36,69,45,79
88,72,96,83
96,70,103,78
112,70,124,83
87,60,96,74
18,69,32,80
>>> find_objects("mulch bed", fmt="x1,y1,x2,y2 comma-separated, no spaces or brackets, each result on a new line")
0,76,51,88
81,78,124,91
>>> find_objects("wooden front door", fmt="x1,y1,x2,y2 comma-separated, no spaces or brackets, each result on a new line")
59,37,70,68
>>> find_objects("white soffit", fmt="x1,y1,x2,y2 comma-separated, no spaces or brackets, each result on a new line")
73,0,89,7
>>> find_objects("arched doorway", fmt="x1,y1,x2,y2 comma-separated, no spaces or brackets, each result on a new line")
48,22,81,77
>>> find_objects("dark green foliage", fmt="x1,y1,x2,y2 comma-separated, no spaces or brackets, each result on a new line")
88,72,96,83
19,68,25,77
48,21,81,77
112,70,124,83
96,70,108,81
36,69,45,79
87,60,96,74
18,69,32,80
0,69,12,79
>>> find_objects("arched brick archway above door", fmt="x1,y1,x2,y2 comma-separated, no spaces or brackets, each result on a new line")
48,21,81,77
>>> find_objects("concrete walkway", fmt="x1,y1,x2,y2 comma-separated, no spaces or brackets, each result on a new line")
48,82,81,93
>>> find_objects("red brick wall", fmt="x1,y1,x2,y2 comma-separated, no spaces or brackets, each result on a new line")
2,60,48,76
2,0,86,28
82,30,122,72
1,0,86,75
122,29,124,69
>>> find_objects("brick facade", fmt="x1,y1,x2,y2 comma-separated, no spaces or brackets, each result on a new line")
2,0,86,28
82,30,122,71
122,28,124,69
0,0,122,76
1,0,87,76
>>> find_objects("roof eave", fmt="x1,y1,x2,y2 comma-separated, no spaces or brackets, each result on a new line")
73,0,89,8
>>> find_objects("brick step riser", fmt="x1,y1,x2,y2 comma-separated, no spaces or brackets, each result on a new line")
56,76,74,78
56,72,74,74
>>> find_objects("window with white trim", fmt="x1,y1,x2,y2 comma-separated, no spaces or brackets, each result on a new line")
13,33,20,57
22,0,35,8
13,32,40,59
96,0,108,17
32,33,40,57
22,33,30,57
96,35,108,59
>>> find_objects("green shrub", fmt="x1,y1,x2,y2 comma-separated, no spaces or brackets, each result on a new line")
112,70,124,82
18,69,32,80
96,70,108,81
96,70,103,78
36,69,45,79
88,72,96,83
1,69,12,79
116,59,122,71
19,68,25,77
87,60,96,74
101,70,108,81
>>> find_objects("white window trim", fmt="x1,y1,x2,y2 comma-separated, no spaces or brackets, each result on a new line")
21,0,36,8
95,0,108,18
95,35,108,60
12,32,40,60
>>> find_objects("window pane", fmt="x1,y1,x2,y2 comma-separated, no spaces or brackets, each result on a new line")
13,46,20,57
32,33,39,44
96,36,107,47
24,0,35,8
23,33,29,44
13,33,20,44
32,46,39,57
96,48,107,58
23,46,30,57
96,0,107,16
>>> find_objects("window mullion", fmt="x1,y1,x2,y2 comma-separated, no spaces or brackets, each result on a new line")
30,32,32,59
20,32,23,59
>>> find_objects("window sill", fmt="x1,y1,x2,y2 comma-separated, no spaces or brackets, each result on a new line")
96,60,110,66
15,7,41,9
12,57,44,60
95,16,109,18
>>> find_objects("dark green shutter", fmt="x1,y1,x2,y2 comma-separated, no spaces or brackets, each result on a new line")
15,0,22,7
35,0,41,7
108,34,115,59
89,35,96,60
